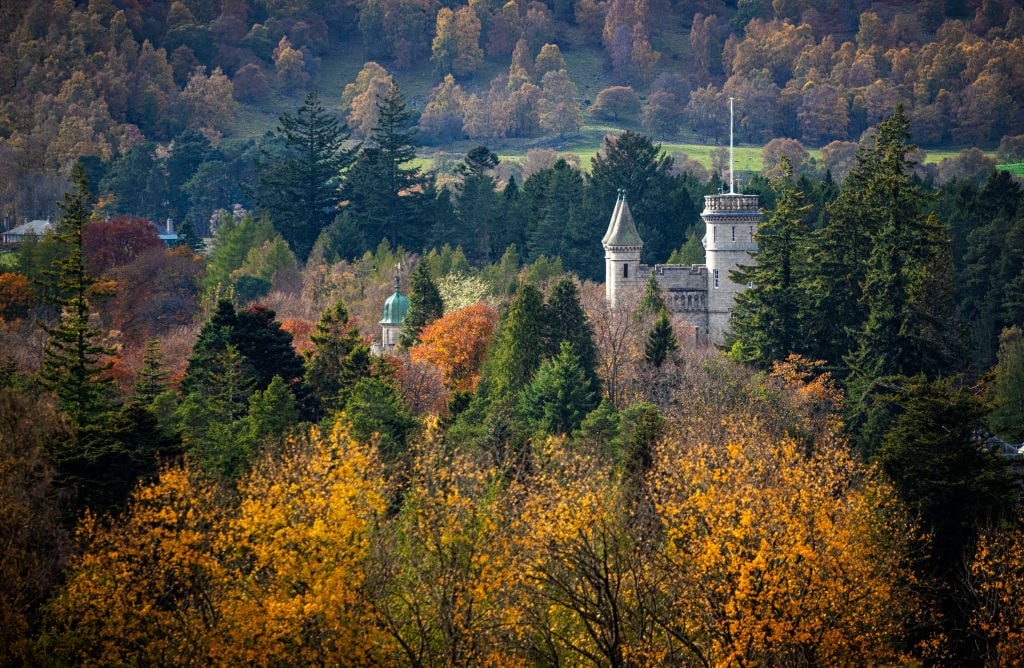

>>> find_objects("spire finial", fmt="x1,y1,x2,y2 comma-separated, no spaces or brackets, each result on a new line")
729,97,735,195
394,263,401,293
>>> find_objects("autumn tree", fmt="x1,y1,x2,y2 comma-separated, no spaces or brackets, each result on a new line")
431,6,483,77
418,75,467,145
538,69,582,137
255,91,353,262
410,302,498,392
589,86,641,122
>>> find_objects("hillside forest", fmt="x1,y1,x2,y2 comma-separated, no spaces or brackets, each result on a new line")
2,0,1024,666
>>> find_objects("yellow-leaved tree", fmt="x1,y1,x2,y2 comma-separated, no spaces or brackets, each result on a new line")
214,422,388,665
650,416,921,666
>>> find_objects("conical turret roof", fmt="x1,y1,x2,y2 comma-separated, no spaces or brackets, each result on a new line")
601,190,643,247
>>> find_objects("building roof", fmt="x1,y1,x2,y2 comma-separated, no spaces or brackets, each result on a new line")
601,190,643,248
380,277,409,325
4,219,52,237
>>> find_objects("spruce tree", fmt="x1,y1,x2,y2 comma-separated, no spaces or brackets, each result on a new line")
341,82,430,253
131,339,170,404
519,341,598,436
453,145,501,263
543,277,601,392
637,272,667,316
727,158,813,368
305,299,366,417
484,282,546,403
256,91,353,262
645,308,678,367
40,164,118,435
399,261,445,348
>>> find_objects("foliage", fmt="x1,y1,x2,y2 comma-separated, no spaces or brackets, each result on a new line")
399,260,445,348
255,91,353,262
410,302,498,392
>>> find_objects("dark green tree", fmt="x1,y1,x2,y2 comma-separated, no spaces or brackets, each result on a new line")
452,145,502,263
399,260,445,348
305,299,367,417
879,376,1016,662
343,376,418,463
587,131,694,264
543,277,601,392
176,344,258,482
39,166,137,515
131,339,170,404
644,308,678,367
519,341,599,436
256,91,353,262
483,282,547,404
636,272,666,316
988,325,1024,441
523,159,589,275
341,82,431,253
40,165,117,435
246,375,299,444
807,106,926,370
727,158,813,368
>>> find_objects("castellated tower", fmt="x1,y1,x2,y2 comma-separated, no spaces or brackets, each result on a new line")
702,192,760,344
602,190,645,308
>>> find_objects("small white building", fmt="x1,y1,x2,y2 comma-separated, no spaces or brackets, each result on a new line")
2,218,52,244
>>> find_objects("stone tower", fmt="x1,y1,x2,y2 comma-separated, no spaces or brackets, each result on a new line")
602,190,644,308
702,191,759,344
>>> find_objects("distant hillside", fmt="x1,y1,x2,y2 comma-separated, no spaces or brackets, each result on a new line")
2,0,1023,224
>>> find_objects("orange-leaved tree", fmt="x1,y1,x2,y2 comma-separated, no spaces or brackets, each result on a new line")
410,302,497,392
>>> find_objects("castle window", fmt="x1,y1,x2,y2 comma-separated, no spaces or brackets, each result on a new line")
713,269,719,288
731,226,736,241
713,227,717,241
749,226,754,241
623,263,629,278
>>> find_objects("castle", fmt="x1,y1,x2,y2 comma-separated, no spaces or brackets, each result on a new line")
602,188,761,345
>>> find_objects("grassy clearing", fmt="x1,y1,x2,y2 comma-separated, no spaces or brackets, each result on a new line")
998,163,1024,176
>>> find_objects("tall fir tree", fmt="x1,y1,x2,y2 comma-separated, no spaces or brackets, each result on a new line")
543,277,602,393
40,164,117,435
482,282,547,404
727,158,813,368
305,299,367,417
645,308,678,367
399,260,445,348
453,145,501,263
341,82,431,253
519,341,599,436
256,90,353,262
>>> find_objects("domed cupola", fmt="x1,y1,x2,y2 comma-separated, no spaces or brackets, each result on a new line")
379,275,409,352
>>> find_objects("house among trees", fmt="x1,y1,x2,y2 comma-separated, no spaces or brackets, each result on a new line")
603,188,760,345
2,218,51,244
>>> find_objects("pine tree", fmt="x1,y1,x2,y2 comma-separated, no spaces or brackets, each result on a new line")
131,339,170,404
256,91,353,262
40,164,117,435
342,82,431,253
484,282,546,403
727,158,813,368
399,260,445,348
305,299,366,417
543,277,601,392
636,272,666,316
988,325,1024,442
519,341,598,436
645,308,678,367
453,146,502,263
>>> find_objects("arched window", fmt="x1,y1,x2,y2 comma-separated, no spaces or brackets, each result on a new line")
623,263,629,278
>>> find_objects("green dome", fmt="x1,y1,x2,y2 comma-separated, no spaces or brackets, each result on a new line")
380,289,409,325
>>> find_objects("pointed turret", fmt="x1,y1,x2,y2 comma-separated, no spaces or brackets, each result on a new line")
602,189,643,247
603,190,644,307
